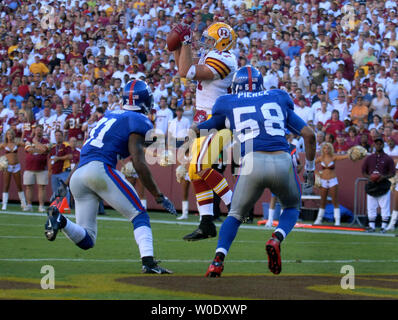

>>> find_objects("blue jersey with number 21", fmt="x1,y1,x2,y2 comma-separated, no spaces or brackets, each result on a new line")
197,89,307,156
79,110,153,169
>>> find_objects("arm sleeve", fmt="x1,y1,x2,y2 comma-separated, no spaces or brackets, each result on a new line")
128,115,153,137
197,114,226,131
197,99,227,131
277,89,294,110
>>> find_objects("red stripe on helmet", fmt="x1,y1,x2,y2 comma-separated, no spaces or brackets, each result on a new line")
128,80,137,105
247,67,252,91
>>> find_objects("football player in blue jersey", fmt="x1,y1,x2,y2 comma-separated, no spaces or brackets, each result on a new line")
44,80,177,274
191,66,316,276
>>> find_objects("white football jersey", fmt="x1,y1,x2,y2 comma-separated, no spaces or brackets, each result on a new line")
196,50,238,114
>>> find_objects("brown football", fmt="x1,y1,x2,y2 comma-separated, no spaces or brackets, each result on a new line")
166,29,181,52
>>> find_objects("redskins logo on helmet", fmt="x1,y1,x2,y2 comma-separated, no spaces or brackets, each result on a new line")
200,22,237,52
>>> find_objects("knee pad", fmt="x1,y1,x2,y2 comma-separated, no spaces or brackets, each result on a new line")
132,212,151,230
76,231,94,250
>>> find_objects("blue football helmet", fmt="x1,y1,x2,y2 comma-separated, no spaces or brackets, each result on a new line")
122,79,153,114
231,65,264,94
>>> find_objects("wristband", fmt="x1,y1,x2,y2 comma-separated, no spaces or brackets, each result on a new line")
305,159,315,171
186,65,196,80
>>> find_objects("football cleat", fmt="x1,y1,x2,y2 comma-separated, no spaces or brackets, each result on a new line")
44,206,62,241
265,234,282,275
142,264,173,274
205,256,224,277
183,222,217,241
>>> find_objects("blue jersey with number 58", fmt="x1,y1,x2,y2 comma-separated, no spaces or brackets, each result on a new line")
79,110,153,168
197,89,307,156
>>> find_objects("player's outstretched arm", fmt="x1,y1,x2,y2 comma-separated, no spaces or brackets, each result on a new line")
301,126,316,163
129,133,177,215
301,126,316,187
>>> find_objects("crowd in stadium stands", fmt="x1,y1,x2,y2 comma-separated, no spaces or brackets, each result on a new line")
2,0,398,208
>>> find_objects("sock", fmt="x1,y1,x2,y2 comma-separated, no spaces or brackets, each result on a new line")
76,230,94,250
273,231,284,242
268,209,275,223
316,208,325,221
132,213,153,258
18,191,26,207
182,201,188,215
142,256,155,267
215,216,242,257
62,218,86,243
141,199,147,210
382,218,389,229
192,179,214,217
215,252,225,262
369,218,376,229
202,169,232,205
2,192,8,208
334,207,341,225
274,207,299,240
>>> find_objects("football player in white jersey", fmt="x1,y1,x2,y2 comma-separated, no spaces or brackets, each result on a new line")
172,22,238,240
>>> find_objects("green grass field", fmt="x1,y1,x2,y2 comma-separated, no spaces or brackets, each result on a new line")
1,204,398,300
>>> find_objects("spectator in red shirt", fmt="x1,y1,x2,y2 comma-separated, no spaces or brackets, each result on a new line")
48,130,72,199
69,136,81,170
324,110,346,139
333,134,350,154
23,125,50,212
64,103,86,145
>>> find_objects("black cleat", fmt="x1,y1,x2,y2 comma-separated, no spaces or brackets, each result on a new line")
44,206,62,241
142,263,173,274
183,222,217,241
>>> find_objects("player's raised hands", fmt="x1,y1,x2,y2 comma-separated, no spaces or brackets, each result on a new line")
173,24,192,45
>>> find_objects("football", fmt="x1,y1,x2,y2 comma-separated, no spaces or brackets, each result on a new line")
166,29,181,52
370,172,381,182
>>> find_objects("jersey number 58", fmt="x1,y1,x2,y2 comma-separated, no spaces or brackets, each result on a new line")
233,103,285,142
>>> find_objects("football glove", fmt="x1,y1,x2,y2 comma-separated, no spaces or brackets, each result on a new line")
156,194,177,216
174,24,192,45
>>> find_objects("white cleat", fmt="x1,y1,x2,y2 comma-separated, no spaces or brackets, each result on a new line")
177,214,188,220
23,204,33,212
314,218,323,225
265,221,274,228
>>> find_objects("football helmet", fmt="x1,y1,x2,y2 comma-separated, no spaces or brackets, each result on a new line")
122,79,153,114
231,66,264,94
200,22,236,52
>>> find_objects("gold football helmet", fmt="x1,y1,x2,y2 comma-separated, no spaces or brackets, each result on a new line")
200,22,236,52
